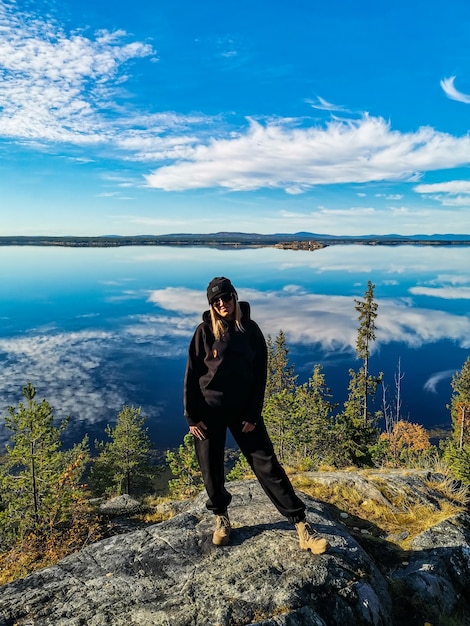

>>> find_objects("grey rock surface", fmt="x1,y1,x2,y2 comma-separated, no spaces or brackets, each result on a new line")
99,494,142,515
1,473,469,626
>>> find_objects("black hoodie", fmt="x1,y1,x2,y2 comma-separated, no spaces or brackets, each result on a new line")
183,301,267,426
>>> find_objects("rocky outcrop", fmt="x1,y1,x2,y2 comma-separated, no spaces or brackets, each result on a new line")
1,473,469,626
99,494,142,515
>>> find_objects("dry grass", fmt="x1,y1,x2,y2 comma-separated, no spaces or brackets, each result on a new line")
139,495,185,524
423,474,470,506
291,472,467,549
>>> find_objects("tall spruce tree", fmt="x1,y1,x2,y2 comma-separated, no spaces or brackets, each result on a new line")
91,405,154,497
265,330,297,399
354,280,380,425
264,339,337,468
296,364,337,466
0,383,89,548
335,369,379,466
335,283,382,466
263,330,298,462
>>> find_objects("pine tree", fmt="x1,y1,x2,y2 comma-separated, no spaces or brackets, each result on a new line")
448,357,470,449
354,281,380,425
263,330,299,462
295,364,337,467
263,388,297,463
91,405,155,497
335,369,379,466
333,281,382,466
442,358,470,484
265,330,297,400
165,433,202,498
226,453,253,481
0,383,89,548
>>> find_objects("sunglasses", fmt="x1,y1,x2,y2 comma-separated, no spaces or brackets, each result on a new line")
211,293,233,305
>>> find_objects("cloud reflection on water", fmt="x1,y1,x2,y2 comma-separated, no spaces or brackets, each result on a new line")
148,286,470,351
1,244,469,448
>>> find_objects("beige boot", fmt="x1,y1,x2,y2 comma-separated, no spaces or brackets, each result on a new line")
295,521,329,554
212,514,231,546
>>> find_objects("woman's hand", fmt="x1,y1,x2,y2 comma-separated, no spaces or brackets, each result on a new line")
189,421,207,440
241,421,256,433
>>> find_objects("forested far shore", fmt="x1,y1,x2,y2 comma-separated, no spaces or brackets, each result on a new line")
1,234,470,247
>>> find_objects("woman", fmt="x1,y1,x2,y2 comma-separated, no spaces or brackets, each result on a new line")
184,277,329,553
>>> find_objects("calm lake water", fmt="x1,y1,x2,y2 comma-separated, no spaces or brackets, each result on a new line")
1,244,469,452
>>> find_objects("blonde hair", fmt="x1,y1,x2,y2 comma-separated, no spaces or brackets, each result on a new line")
210,297,245,340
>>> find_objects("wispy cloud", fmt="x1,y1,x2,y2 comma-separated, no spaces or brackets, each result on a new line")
431,274,470,286
424,369,455,393
425,195,470,207
440,76,470,104
318,207,377,217
375,193,404,200
0,2,155,142
0,1,213,160
306,96,349,112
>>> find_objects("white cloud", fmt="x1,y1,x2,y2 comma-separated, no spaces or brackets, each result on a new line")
440,76,470,104
429,195,470,207
148,287,207,315
375,193,404,200
146,116,470,193
319,207,376,216
425,195,470,207
432,274,470,286
415,180,470,194
414,180,470,206
423,369,455,394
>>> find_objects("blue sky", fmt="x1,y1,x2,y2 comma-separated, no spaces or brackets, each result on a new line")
2,0,470,236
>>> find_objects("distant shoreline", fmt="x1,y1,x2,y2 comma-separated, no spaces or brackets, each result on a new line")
1,235,470,248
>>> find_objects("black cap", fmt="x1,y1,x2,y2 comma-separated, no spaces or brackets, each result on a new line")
207,277,237,304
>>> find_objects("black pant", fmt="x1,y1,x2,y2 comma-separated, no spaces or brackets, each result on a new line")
193,412,306,523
